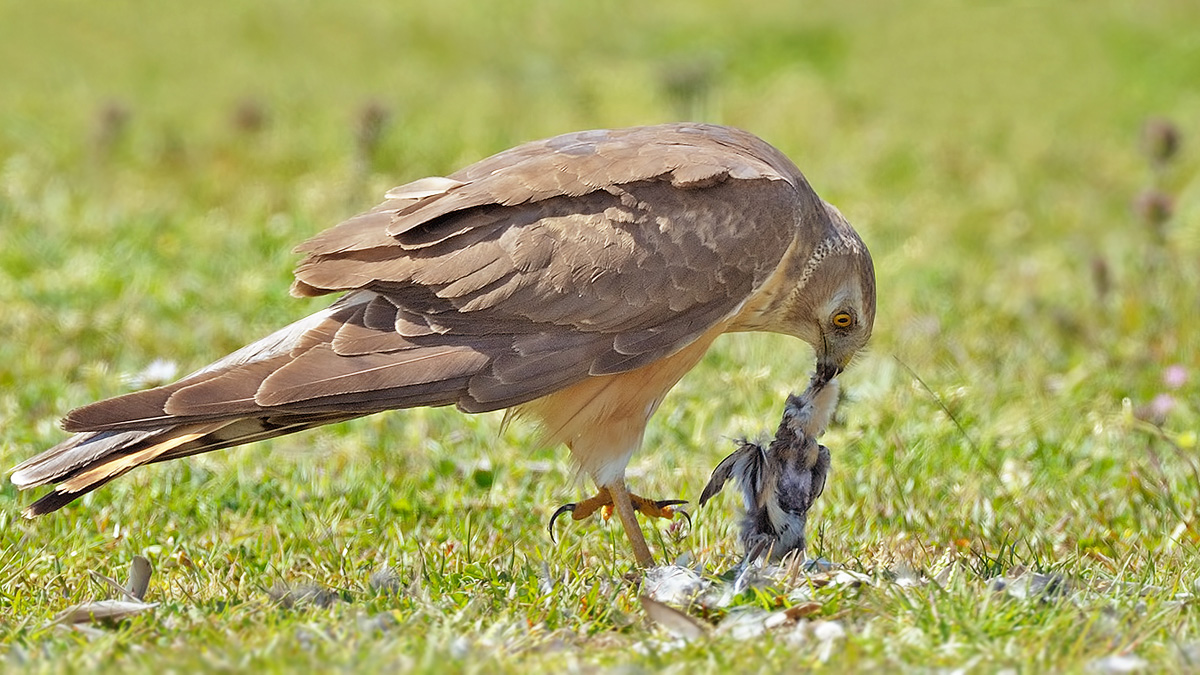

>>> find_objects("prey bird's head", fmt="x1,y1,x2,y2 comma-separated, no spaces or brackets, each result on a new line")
786,201,876,385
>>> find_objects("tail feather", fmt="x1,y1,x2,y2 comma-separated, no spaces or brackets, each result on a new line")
10,289,501,516
11,413,361,517
13,422,226,517
56,422,229,494
10,429,163,490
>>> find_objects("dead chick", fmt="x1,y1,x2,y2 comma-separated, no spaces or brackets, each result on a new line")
700,374,839,562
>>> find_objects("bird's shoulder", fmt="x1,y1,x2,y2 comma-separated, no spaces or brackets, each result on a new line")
444,122,808,200
292,123,813,265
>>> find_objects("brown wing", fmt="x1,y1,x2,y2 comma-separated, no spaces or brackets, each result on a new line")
58,124,807,431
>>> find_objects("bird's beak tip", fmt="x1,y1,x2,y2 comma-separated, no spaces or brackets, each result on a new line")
814,359,843,386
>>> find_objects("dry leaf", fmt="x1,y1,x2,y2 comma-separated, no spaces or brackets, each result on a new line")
54,600,158,625
127,555,152,601
639,594,708,641
783,602,822,621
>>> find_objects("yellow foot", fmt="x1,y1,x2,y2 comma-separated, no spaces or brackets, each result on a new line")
548,488,687,542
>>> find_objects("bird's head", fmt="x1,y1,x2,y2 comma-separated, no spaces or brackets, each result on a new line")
786,201,876,385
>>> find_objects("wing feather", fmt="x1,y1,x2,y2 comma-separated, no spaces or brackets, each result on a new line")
69,125,809,433
255,341,499,407
15,123,829,516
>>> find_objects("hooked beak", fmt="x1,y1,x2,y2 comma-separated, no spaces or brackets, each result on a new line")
814,357,843,386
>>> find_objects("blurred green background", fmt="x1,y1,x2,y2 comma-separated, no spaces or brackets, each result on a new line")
1,0,1198,670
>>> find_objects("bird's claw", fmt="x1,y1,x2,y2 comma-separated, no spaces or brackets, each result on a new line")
547,503,576,542
632,496,688,519
547,492,689,543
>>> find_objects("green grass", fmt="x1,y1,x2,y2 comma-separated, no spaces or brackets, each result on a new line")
2,0,1199,671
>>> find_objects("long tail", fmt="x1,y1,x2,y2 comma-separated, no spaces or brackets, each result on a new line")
8,291,509,517
9,412,358,517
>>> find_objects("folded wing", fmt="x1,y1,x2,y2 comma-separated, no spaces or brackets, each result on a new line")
11,123,811,515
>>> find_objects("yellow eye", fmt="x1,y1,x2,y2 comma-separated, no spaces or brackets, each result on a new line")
832,312,854,328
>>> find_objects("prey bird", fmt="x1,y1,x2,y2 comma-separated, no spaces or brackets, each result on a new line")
9,123,875,566
699,375,840,563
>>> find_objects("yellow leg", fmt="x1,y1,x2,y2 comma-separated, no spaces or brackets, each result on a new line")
563,489,614,520
547,486,688,566
606,480,655,567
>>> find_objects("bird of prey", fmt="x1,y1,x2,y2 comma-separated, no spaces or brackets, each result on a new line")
699,375,840,563
9,123,875,567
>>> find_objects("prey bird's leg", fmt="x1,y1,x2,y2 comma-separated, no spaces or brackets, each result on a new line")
605,480,655,567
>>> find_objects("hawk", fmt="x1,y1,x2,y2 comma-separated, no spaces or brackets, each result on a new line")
9,123,875,566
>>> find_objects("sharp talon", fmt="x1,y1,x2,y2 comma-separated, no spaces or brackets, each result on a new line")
548,503,577,543
676,508,692,532
546,490,686,556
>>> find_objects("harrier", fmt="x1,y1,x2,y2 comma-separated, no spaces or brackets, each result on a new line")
10,123,875,566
